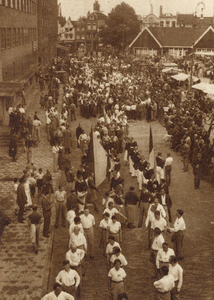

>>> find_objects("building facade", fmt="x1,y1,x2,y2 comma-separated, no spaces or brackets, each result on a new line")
85,1,107,53
37,0,58,66
0,0,37,82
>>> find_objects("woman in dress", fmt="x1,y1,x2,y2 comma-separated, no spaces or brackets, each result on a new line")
99,212,111,254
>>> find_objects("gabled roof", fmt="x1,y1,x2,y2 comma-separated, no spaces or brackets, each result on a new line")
149,26,211,47
129,26,214,48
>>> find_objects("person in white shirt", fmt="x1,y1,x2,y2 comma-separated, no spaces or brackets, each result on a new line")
103,201,119,219
99,212,111,253
52,142,59,173
108,259,127,300
107,216,122,243
167,209,186,260
169,256,183,300
80,207,95,259
110,246,128,267
69,226,87,251
54,186,67,228
151,211,167,238
41,282,74,300
146,198,166,249
165,153,173,186
156,242,175,273
153,266,175,300
106,236,121,263
69,217,84,236
32,118,41,142
56,260,80,297
151,227,165,264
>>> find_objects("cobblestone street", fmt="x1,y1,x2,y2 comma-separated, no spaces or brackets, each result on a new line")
0,85,214,300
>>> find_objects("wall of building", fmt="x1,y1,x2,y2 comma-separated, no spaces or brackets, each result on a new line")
0,2,37,81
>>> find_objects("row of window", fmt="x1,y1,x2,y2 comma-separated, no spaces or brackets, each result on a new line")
0,0,36,15
87,24,97,30
0,27,36,50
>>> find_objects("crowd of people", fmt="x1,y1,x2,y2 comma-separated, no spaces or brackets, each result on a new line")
7,52,214,300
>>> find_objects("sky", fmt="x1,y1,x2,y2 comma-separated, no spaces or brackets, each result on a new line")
59,0,214,20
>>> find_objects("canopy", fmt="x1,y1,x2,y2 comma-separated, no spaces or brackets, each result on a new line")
162,63,178,68
192,82,214,95
162,67,182,74
171,73,199,83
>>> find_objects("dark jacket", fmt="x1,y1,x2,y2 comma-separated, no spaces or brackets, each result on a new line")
17,183,27,206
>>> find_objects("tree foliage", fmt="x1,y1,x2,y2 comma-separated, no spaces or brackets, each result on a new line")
99,2,140,50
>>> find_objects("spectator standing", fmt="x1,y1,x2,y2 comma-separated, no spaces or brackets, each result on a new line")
165,153,173,186
80,207,95,259
125,186,139,229
54,186,67,229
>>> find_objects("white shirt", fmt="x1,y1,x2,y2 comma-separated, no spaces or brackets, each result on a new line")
151,217,167,231
106,241,121,254
33,119,41,127
161,195,166,206
66,210,76,225
41,291,74,300
108,221,121,234
151,234,165,251
65,249,85,266
169,263,183,289
80,214,95,229
165,156,173,166
153,274,175,293
108,267,126,282
146,204,166,227
110,253,128,267
103,207,119,219
173,217,186,232
156,248,175,269
56,269,80,287
52,146,59,154
55,190,66,202
99,218,112,229
69,232,87,250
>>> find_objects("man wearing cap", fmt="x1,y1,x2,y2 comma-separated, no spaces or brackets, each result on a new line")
167,210,186,260
125,186,139,229
156,153,165,184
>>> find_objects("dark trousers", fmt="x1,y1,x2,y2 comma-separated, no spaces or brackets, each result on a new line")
172,231,184,260
18,204,25,222
194,177,200,189
43,210,51,236
165,168,171,186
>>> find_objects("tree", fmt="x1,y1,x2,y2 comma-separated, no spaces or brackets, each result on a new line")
99,2,140,52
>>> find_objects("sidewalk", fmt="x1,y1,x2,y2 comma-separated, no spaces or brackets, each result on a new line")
0,85,60,300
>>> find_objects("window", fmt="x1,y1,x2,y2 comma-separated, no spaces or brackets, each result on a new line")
16,28,20,45
87,24,91,30
160,21,164,27
11,28,16,46
1,28,6,50
6,28,11,48
77,35,80,39
20,28,23,43
81,35,85,39
65,34,68,38
166,21,170,27
93,23,96,30
172,21,176,27
69,34,73,39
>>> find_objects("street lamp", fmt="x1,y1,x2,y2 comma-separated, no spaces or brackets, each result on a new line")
190,2,205,88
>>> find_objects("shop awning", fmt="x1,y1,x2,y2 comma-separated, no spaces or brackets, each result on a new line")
171,73,199,82
162,67,182,74
0,82,22,97
192,82,214,94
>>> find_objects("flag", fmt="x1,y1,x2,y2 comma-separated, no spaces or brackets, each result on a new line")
149,126,155,169
87,128,108,187
93,131,108,187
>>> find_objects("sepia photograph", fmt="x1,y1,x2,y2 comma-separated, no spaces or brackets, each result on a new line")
0,0,214,299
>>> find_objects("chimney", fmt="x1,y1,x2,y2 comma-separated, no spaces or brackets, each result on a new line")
160,5,163,17
93,1,100,12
